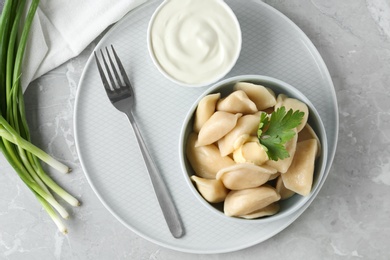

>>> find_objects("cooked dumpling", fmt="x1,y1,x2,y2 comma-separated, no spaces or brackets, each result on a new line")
239,203,280,219
234,82,276,110
191,175,229,203
298,123,321,157
274,93,287,107
197,111,242,147
193,93,221,133
275,94,308,132
186,133,235,179
216,90,257,114
268,172,280,181
217,113,261,156
216,163,277,190
224,186,281,217
281,139,318,196
265,128,298,173
275,175,295,200
233,136,268,165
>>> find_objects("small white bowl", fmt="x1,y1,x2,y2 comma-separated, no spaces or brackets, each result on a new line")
147,0,242,88
179,75,328,223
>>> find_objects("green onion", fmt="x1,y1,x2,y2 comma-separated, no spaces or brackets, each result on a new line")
0,120,70,173
0,0,80,234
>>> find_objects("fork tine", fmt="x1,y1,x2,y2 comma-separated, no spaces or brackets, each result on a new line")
94,51,112,94
105,47,123,88
111,45,134,96
100,49,118,90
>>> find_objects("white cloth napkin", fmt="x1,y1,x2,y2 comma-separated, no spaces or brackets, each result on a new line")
21,0,147,92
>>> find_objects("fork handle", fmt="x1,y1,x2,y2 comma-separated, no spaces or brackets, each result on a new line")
126,111,185,238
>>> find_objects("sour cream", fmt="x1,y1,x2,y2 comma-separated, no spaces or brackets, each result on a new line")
148,0,242,87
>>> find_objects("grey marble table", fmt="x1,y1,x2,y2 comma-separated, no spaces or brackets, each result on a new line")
1,0,390,259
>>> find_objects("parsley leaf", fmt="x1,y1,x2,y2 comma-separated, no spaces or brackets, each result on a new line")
257,106,304,161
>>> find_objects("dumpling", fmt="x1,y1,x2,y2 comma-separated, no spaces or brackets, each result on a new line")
275,93,288,106
275,94,308,132
298,123,321,157
216,163,277,190
275,175,295,200
233,136,268,165
193,93,221,133
197,111,242,147
224,186,281,217
281,139,318,196
191,176,229,203
234,82,276,110
268,172,280,181
217,113,261,156
265,128,298,173
239,203,280,219
216,90,257,114
186,133,235,179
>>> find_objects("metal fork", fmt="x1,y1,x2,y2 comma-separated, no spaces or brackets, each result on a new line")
94,45,184,238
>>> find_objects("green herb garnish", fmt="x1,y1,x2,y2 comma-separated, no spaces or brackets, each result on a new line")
257,106,304,161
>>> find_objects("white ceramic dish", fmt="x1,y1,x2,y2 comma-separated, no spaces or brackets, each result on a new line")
74,0,338,254
180,75,328,223
147,0,242,87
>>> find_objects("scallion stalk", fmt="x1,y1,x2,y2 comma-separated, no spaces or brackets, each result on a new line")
0,0,80,233
0,0,15,114
0,121,70,173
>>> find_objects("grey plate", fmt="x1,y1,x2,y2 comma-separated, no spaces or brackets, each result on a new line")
74,0,339,254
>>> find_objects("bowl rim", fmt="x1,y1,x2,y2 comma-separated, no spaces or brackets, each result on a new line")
179,74,328,223
146,0,242,88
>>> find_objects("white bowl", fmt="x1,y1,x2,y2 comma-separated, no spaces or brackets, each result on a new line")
179,75,328,223
147,0,242,87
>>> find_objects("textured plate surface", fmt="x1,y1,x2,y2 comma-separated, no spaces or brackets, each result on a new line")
74,0,338,254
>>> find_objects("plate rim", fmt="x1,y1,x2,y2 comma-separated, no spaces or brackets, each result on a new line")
73,0,339,254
